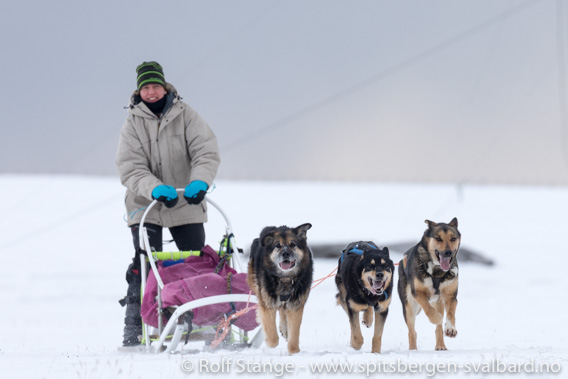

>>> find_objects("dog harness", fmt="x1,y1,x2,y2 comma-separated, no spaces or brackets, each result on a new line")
340,242,379,263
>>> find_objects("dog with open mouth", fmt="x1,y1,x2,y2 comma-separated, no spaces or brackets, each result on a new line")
335,241,394,353
247,223,313,354
397,218,461,351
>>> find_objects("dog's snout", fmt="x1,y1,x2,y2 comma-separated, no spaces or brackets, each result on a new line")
281,249,291,259
443,250,452,257
375,272,384,281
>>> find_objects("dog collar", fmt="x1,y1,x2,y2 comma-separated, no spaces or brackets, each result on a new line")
366,289,388,301
368,291,389,309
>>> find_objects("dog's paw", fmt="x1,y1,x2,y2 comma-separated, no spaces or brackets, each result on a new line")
351,335,364,350
435,344,448,351
371,337,382,354
428,311,443,325
279,323,288,340
288,344,300,355
362,312,373,328
265,336,279,348
445,321,457,338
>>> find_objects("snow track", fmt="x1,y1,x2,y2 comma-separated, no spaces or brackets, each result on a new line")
0,175,566,378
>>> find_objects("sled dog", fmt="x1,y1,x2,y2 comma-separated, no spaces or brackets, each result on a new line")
335,241,394,353
398,218,461,350
247,223,313,354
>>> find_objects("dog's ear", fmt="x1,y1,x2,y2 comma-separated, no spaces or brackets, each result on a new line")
261,233,274,247
294,223,312,239
448,217,458,228
382,247,390,255
425,220,438,229
260,226,277,247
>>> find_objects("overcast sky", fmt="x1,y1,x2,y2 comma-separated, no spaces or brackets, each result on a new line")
1,0,567,185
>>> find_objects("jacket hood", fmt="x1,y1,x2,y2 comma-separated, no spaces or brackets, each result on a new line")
128,82,179,108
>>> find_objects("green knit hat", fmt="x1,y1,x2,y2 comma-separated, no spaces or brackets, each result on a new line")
136,61,166,91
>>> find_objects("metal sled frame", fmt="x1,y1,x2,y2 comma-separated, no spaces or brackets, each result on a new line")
138,191,263,353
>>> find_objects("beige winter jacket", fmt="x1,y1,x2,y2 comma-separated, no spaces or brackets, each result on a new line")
116,84,220,227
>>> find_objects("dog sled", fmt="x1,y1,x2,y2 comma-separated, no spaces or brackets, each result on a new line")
137,191,263,353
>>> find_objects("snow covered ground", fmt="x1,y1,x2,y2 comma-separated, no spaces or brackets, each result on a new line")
0,175,566,378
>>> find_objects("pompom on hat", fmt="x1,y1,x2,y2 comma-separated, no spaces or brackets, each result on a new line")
136,61,166,91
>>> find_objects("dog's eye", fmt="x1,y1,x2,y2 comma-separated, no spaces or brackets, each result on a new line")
435,237,442,242
289,242,296,248
450,237,457,242
275,243,282,249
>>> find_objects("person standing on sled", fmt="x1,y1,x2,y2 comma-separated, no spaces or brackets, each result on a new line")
116,61,220,346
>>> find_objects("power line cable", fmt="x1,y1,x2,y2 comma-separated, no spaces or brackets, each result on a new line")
221,0,543,154
175,0,283,83
60,2,284,176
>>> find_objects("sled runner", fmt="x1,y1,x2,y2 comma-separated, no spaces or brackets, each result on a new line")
137,191,263,353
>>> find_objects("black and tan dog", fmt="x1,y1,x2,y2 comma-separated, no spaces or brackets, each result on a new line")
398,218,461,351
247,223,313,354
335,241,394,353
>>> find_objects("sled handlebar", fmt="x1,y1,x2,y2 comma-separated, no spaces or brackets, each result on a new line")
139,189,234,238
138,189,242,291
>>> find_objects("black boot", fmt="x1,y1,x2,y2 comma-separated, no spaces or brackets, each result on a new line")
120,257,142,346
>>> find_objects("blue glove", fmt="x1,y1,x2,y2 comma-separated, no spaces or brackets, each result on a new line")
184,180,208,205
151,185,178,208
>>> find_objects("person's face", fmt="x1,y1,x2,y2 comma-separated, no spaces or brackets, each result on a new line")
139,84,167,103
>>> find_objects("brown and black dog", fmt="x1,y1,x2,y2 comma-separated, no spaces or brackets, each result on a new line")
398,218,461,351
247,223,313,354
335,241,394,353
